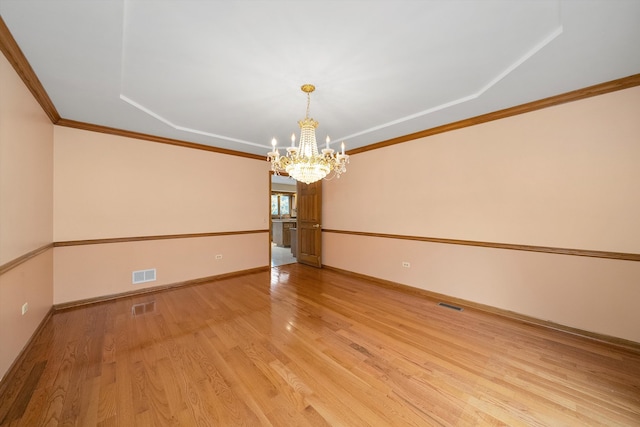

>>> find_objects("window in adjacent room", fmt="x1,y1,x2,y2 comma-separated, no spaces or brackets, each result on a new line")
271,193,293,217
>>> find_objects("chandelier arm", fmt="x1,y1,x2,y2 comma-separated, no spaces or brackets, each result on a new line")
267,83,348,184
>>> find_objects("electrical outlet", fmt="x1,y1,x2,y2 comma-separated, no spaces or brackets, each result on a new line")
21,302,28,315
215,254,223,260
402,261,410,268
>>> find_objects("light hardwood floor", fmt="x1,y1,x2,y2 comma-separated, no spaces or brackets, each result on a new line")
1,264,639,426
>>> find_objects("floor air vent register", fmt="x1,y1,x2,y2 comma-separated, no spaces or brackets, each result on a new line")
438,302,464,311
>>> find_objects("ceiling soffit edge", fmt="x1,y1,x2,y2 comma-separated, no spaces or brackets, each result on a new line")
1,16,638,160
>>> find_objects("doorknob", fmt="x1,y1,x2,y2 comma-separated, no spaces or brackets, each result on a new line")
312,224,321,228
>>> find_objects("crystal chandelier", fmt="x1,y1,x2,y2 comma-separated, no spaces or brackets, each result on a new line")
267,84,349,184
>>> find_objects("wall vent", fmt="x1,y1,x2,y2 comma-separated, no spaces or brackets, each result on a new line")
438,302,463,311
132,268,156,284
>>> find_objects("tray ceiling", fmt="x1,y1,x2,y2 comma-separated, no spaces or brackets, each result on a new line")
1,0,639,156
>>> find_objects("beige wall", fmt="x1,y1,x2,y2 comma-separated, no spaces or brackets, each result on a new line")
52,126,270,304
323,86,640,343
326,87,640,253
0,56,53,263
54,126,269,240
0,53,54,380
54,233,267,304
0,251,53,380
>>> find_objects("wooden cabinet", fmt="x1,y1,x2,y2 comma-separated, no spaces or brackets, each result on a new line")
272,220,296,247
290,228,297,257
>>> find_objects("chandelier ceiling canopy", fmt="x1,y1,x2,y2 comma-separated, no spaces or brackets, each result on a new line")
267,85,349,184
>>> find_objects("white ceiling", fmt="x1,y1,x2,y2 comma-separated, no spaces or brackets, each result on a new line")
1,1,639,157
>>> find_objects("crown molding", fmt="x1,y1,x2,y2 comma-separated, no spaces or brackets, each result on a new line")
56,118,264,160
347,73,640,155
0,16,60,123
3,16,639,158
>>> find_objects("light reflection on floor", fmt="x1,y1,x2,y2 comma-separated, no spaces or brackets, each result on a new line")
270,267,290,288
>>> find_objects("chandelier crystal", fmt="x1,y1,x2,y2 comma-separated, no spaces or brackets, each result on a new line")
267,84,349,184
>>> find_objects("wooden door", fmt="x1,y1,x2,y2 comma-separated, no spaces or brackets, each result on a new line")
296,180,322,267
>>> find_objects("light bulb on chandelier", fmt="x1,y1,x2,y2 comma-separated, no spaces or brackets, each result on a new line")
267,84,349,184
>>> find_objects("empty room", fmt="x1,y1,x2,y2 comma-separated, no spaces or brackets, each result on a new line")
1,1,639,425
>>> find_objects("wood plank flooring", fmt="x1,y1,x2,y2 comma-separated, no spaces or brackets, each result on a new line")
1,264,639,426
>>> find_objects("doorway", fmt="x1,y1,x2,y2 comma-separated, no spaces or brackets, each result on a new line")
270,174,297,267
